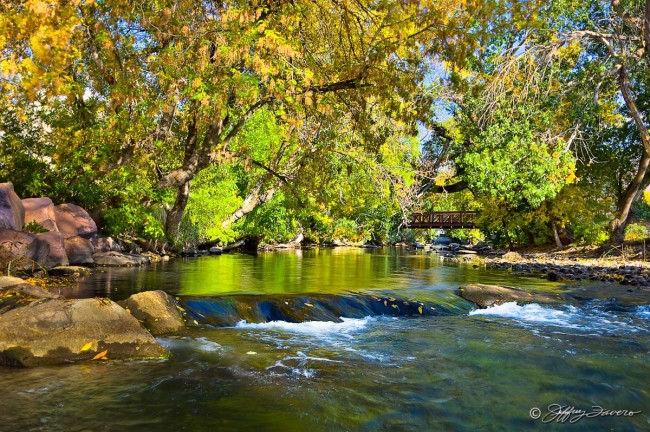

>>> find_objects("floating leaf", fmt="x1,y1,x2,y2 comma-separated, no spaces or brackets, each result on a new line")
391,304,398,309
80,342,93,352
92,350,108,360
246,351,257,355
304,303,314,307
418,306,423,314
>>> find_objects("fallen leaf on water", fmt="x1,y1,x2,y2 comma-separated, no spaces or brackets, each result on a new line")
391,304,398,309
246,351,257,355
304,303,314,307
80,342,93,352
388,297,396,302
384,300,388,306
418,306,423,315
92,350,108,360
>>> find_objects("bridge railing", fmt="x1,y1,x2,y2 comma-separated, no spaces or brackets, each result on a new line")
407,211,477,228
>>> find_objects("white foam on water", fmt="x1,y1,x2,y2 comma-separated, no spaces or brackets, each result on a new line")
235,316,373,335
469,302,573,325
469,302,650,335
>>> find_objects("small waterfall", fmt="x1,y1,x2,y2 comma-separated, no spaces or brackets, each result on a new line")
182,293,467,326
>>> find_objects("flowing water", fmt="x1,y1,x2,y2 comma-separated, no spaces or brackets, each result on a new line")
1,248,649,431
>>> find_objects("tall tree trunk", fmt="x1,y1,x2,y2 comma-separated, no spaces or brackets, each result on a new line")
165,181,190,242
609,65,650,243
609,152,650,243
552,222,563,248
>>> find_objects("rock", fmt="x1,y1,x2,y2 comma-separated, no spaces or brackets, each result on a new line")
0,229,50,271
93,251,150,267
0,276,27,289
22,197,58,232
0,281,63,315
92,236,122,252
54,203,98,239
0,183,25,231
208,246,223,255
49,266,93,277
501,251,522,261
64,236,95,265
0,298,169,367
35,232,69,268
118,290,186,335
456,284,563,308
547,271,561,281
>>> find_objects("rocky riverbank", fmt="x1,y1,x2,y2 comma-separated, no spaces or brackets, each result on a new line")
481,251,650,287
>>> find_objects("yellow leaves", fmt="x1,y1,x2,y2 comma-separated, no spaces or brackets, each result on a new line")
304,302,314,307
80,342,93,352
418,306,423,315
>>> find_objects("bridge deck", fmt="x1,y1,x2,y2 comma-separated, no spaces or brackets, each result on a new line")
407,211,477,229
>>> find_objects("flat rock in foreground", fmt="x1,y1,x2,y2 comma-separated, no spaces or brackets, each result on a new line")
456,284,564,308
0,298,169,367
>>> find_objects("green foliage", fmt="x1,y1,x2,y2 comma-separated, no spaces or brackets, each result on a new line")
624,223,649,242
23,220,48,234
102,204,165,240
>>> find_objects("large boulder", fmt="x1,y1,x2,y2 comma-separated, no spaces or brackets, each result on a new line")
93,251,150,267
35,232,69,268
118,290,187,335
92,236,122,253
0,183,25,231
22,197,59,232
456,284,563,308
0,298,169,366
54,204,98,239
0,229,50,271
64,236,95,265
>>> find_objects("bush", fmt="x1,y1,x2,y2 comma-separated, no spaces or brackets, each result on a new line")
624,223,649,242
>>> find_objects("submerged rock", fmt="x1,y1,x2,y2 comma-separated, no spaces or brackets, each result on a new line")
0,298,169,367
456,284,563,308
118,290,187,335
0,183,25,231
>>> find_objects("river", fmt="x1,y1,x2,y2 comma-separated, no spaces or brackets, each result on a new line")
1,247,648,431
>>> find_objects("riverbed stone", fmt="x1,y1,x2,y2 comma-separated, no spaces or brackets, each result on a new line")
35,232,69,268
93,251,149,267
64,236,95,265
456,284,563,308
48,266,93,277
54,204,98,239
0,183,25,231
0,298,169,367
0,229,50,271
22,197,58,232
118,290,186,335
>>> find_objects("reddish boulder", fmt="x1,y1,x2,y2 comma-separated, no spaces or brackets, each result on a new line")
54,204,98,239
64,236,95,265
35,232,69,268
0,183,25,231
22,197,58,232
0,229,49,271
92,236,122,252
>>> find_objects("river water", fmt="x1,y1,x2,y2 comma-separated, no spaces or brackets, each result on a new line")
1,248,648,431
